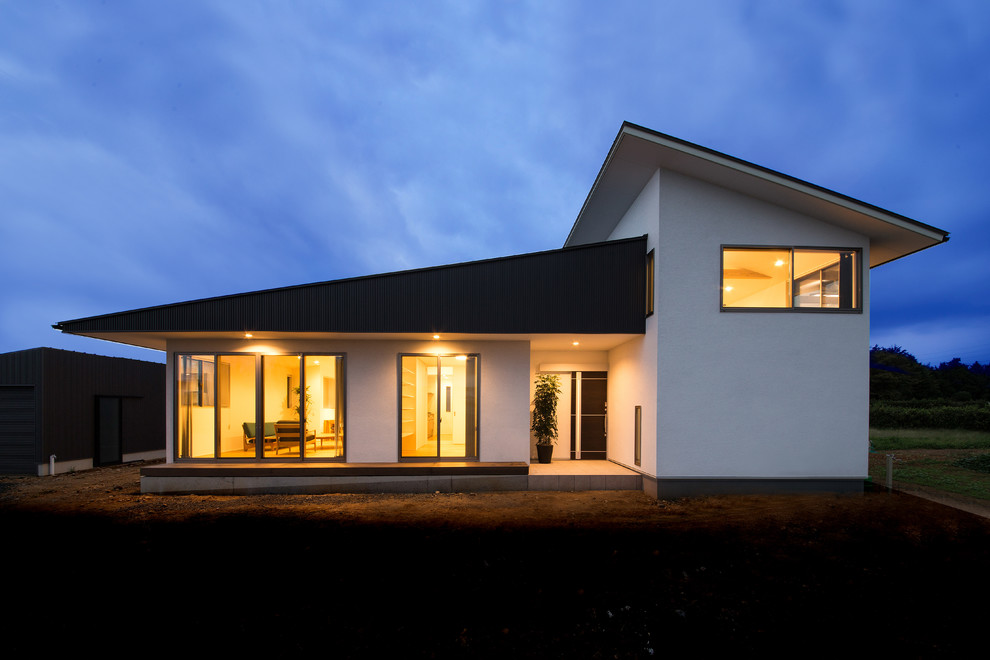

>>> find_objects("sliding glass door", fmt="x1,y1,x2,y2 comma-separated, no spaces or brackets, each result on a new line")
400,354,478,460
176,352,345,460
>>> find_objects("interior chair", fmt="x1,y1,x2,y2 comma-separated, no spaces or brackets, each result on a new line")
274,421,317,455
242,422,277,452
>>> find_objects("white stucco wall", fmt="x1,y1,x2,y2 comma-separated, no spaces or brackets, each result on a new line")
165,338,530,463
605,170,660,477
654,171,871,479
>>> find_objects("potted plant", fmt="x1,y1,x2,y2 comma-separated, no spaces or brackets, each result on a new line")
532,373,561,464
292,385,313,426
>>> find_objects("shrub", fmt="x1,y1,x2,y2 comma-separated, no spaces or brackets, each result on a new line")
870,402,990,432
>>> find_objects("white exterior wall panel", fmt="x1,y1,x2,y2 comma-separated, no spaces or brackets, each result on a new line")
605,170,660,477
655,171,870,479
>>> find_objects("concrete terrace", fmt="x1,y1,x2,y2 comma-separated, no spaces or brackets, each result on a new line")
140,460,643,495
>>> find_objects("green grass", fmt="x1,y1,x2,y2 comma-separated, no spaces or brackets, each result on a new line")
869,428,990,501
869,428,990,451
954,454,990,474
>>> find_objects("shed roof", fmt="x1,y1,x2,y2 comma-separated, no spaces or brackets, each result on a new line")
54,236,647,351
566,122,949,267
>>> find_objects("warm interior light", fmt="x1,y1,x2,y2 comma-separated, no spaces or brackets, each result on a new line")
433,334,440,339
455,355,467,360
724,286,733,292
572,341,580,346
244,333,253,338
775,259,785,267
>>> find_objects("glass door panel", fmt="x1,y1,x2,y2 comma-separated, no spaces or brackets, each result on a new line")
401,355,435,458
218,355,256,457
305,355,344,459
263,355,301,458
400,355,477,460
177,355,215,459
438,355,477,458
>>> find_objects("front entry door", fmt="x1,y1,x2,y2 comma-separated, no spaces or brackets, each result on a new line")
570,371,607,459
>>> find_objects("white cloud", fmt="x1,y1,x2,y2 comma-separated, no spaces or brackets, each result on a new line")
1,0,988,365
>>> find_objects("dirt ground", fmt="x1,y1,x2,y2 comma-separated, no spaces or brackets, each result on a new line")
2,461,989,657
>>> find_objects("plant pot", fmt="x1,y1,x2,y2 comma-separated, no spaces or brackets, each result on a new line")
536,444,553,464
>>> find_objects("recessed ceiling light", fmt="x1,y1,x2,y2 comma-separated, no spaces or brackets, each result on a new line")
572,341,580,346
433,334,440,340
244,333,253,338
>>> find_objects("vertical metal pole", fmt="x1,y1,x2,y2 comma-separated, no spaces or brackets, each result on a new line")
886,454,894,490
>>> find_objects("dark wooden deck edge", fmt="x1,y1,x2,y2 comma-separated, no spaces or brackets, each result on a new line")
141,462,530,478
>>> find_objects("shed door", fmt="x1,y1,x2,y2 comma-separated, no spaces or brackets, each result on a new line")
0,386,37,474
96,396,122,466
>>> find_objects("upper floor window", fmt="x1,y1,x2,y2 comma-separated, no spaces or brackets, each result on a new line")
721,247,860,311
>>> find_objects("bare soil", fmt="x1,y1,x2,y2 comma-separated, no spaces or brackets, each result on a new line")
2,461,989,657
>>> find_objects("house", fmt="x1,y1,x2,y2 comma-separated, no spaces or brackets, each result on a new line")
0,347,165,475
52,122,949,496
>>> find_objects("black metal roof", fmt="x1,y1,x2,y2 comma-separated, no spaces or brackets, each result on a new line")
54,237,647,337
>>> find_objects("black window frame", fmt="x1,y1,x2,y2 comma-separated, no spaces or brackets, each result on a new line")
720,245,863,313
645,249,655,317
173,351,347,462
398,353,480,462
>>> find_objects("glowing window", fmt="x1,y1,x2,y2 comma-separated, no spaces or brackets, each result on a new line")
721,247,860,311
175,352,345,460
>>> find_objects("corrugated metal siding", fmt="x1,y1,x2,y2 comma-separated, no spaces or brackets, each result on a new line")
0,386,37,474
41,349,165,460
55,237,647,335
0,350,42,473
0,348,165,467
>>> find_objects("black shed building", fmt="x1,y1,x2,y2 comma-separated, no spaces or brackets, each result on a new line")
0,347,165,475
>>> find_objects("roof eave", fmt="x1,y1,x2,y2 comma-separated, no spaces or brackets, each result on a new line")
566,122,949,266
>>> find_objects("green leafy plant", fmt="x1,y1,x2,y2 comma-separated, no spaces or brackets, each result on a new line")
293,385,313,425
532,374,561,446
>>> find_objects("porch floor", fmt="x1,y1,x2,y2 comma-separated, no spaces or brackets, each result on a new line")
140,459,643,495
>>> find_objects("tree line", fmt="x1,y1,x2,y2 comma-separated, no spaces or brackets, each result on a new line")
870,346,989,431
870,345,990,402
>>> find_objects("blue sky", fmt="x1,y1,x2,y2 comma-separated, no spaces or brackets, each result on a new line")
1,1,987,366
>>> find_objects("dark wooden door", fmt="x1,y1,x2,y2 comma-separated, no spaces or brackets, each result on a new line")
96,396,122,466
579,372,607,459
570,371,607,459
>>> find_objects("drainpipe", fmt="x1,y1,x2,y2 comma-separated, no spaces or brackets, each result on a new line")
49,454,56,476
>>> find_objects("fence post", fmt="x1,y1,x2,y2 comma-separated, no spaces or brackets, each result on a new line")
885,453,894,490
